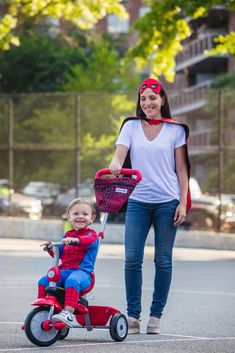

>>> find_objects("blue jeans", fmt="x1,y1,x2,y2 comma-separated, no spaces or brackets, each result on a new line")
124,198,179,319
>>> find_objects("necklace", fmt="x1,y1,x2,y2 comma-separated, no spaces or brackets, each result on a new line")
141,121,162,141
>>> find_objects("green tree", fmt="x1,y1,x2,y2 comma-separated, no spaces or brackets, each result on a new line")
63,37,138,93
1,37,139,187
63,37,139,136
10,92,137,186
0,0,127,50
211,71,235,89
128,0,235,82
0,33,87,93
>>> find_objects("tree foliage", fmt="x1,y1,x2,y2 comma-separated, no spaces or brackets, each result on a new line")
62,36,139,94
8,91,137,186
129,0,235,82
0,33,87,93
0,0,127,50
2,0,235,84
211,71,235,89
0,36,139,186
208,32,235,56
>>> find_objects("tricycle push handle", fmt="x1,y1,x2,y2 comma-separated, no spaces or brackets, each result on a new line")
95,168,142,183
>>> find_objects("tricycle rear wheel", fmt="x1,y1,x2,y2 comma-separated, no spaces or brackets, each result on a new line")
59,327,70,340
109,313,128,341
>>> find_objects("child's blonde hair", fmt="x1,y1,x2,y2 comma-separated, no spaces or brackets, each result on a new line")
66,198,96,218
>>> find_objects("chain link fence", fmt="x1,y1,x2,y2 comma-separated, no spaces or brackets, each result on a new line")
0,90,235,233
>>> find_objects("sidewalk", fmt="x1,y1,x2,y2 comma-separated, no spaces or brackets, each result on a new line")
1,237,235,261
97,222,235,251
1,216,235,250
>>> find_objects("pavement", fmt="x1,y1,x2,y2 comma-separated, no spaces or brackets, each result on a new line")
2,237,235,260
1,238,235,353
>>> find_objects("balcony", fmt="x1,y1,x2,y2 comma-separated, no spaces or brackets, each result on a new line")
169,80,212,116
188,128,217,156
175,32,228,72
188,129,235,155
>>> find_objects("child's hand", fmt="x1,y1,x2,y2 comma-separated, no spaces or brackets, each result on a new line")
40,240,51,251
62,237,79,246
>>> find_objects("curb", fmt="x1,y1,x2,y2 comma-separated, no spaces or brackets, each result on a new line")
1,216,235,251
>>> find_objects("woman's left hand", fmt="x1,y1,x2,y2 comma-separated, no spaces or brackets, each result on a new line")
174,203,187,226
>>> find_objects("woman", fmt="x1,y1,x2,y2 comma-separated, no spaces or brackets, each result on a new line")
109,77,191,334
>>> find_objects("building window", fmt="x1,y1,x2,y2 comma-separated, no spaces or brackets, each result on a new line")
107,14,129,34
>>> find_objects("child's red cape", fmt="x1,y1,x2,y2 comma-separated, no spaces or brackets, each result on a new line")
120,117,191,213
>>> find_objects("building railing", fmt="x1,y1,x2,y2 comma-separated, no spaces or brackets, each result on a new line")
225,129,235,150
169,80,212,116
189,128,212,146
175,32,227,71
188,128,218,155
188,126,233,156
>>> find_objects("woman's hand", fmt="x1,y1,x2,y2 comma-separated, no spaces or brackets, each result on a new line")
109,145,128,176
174,202,186,226
109,163,122,176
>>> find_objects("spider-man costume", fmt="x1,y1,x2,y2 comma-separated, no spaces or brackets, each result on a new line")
38,228,99,308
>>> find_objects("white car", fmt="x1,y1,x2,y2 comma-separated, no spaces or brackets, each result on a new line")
22,181,61,215
186,178,235,232
0,180,42,220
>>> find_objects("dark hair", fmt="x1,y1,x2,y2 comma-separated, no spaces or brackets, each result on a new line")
136,84,172,119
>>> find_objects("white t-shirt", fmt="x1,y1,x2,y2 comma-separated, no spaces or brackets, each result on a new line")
116,120,186,203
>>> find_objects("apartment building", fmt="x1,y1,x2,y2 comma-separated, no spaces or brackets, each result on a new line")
96,0,148,48
165,7,235,180
96,2,234,181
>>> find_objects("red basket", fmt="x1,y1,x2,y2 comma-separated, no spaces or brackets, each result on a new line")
94,169,142,213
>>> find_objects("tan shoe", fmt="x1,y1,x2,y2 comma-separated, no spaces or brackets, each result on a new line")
146,316,160,334
128,317,140,334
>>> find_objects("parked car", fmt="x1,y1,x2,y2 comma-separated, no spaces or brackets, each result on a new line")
22,181,61,215
219,194,235,232
107,177,235,232
0,180,43,220
184,179,235,232
53,188,77,217
53,181,99,221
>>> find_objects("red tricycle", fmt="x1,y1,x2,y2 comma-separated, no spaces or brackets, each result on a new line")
22,168,142,347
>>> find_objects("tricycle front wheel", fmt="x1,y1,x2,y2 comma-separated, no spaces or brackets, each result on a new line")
24,306,61,347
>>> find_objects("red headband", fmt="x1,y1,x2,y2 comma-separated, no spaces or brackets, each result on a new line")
139,78,161,95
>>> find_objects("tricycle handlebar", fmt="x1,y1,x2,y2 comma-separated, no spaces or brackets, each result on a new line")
47,242,62,249
43,240,78,250
95,168,142,183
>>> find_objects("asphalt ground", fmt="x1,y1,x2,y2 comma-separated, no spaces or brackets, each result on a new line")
0,238,235,353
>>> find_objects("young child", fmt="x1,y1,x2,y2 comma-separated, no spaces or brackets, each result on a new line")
38,198,99,327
